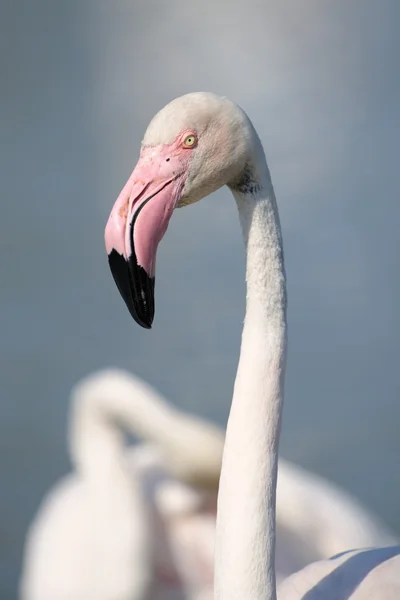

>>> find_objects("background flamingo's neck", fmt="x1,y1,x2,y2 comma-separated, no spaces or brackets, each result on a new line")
215,157,287,600
69,370,175,477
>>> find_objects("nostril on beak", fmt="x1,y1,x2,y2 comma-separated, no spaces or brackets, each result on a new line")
166,158,170,162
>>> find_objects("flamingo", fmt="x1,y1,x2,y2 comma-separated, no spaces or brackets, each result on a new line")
20,367,396,600
19,370,154,600
19,368,222,600
104,92,400,599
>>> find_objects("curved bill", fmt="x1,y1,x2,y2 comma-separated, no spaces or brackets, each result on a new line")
104,149,188,328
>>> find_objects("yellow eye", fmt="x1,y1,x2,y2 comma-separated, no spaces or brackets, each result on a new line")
182,134,197,148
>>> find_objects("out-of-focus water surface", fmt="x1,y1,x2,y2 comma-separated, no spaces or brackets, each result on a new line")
1,1,399,597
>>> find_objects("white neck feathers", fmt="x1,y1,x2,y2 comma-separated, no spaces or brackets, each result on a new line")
215,154,287,600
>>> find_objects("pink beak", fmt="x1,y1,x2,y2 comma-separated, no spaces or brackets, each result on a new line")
104,144,190,328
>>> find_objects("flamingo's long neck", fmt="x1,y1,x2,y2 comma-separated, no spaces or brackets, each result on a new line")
69,371,178,477
68,375,154,597
215,156,287,600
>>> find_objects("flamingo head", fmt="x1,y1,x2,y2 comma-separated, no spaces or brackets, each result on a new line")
104,92,258,328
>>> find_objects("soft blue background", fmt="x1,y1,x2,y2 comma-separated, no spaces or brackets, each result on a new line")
1,1,399,597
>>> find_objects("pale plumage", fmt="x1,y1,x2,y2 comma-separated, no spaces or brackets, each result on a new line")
19,372,154,600
104,92,400,599
278,546,400,599
19,369,222,600
19,367,396,600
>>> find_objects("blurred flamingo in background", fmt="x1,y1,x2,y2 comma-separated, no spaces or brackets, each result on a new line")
20,367,397,599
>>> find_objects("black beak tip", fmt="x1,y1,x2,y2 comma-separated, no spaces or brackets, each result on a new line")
128,306,153,330
138,315,153,330
107,249,155,330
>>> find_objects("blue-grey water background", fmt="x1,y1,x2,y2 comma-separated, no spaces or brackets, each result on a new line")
1,1,399,597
